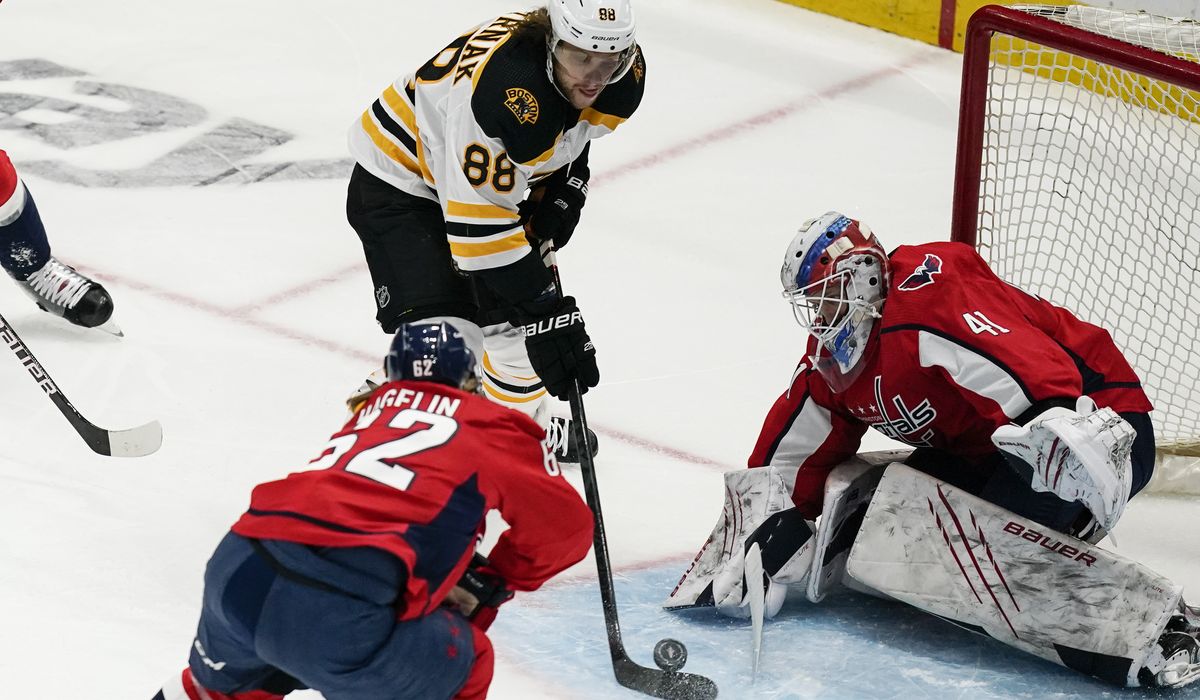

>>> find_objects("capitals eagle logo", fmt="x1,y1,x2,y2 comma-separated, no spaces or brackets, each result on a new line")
898,254,943,291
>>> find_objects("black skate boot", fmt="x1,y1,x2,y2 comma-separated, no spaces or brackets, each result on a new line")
1143,630,1200,688
18,257,114,328
1166,601,1200,637
546,415,598,466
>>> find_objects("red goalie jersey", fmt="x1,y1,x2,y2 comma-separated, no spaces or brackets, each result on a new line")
232,379,593,620
751,241,1152,519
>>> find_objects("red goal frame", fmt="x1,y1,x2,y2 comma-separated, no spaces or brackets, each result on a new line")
948,4,1200,247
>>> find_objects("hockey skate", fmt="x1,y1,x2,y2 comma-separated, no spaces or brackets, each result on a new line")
1136,601,1200,688
546,415,598,466
17,257,114,329
1143,630,1200,688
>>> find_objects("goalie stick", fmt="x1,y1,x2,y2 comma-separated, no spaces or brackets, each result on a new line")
746,541,765,678
549,253,718,700
0,311,162,457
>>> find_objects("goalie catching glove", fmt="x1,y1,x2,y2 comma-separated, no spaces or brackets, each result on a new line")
991,396,1135,533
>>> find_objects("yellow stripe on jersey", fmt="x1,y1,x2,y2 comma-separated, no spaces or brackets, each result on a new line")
446,200,520,222
381,84,419,135
579,108,627,131
360,111,422,176
519,137,560,168
483,382,547,403
448,228,529,258
483,353,540,382
417,137,434,186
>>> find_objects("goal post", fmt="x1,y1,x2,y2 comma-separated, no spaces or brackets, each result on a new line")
949,4,1200,494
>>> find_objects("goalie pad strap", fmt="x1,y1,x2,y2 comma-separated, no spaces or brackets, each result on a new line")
846,463,1179,687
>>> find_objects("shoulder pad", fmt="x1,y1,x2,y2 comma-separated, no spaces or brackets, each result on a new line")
589,45,646,120
472,35,571,164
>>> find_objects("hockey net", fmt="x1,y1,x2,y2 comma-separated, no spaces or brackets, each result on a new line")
951,5,1200,494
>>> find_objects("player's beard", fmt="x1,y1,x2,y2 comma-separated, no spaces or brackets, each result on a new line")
552,61,610,109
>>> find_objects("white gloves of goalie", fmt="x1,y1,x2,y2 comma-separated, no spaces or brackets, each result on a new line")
991,396,1136,533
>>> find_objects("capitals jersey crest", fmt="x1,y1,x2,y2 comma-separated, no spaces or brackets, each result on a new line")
898,253,943,291
504,87,539,125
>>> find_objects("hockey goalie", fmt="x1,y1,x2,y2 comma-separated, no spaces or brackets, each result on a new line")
665,212,1200,688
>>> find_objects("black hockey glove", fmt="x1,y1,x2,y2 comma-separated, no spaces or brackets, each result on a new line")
520,174,588,250
454,554,513,630
513,295,599,401
457,566,513,618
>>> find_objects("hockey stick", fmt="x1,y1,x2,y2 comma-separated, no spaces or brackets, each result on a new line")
0,312,162,457
548,255,718,699
746,542,765,678
565,382,719,699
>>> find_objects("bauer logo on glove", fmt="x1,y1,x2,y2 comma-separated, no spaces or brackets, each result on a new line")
520,309,585,336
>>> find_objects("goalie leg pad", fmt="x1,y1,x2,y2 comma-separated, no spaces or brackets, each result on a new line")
846,463,1180,687
664,466,811,618
805,450,904,603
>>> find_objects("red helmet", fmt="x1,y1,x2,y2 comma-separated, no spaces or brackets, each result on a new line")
780,212,889,390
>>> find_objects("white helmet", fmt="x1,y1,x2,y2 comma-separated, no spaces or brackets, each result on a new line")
547,0,638,84
780,212,890,391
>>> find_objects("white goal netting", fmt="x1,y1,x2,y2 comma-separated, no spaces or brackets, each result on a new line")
969,5,1200,493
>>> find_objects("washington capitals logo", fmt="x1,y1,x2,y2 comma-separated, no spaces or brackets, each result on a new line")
898,254,943,291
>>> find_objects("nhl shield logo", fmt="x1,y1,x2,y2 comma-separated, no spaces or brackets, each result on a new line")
375,285,391,308
504,87,539,125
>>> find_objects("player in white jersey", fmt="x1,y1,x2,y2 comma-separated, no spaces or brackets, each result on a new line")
345,1,645,463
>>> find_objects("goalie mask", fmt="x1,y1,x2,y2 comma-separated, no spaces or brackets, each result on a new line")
781,212,889,392
385,320,484,393
546,0,638,88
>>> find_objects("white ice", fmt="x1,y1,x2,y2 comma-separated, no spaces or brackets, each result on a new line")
1,0,1198,697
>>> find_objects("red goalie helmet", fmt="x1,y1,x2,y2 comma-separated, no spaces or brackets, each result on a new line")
780,212,890,391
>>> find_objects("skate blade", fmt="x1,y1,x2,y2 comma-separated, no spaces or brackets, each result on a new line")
1160,662,1200,688
93,318,124,337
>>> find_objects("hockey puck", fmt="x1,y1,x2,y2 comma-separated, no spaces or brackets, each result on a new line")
652,638,688,672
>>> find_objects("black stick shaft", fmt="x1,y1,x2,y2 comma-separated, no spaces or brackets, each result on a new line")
567,380,628,662
0,311,161,457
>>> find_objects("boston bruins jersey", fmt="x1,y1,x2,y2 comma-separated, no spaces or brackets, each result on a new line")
348,12,646,275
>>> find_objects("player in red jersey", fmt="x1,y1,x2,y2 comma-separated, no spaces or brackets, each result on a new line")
755,211,1154,532
0,150,114,328
153,318,593,700
668,214,1200,690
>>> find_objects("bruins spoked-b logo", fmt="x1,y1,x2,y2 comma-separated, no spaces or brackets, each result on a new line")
504,87,539,125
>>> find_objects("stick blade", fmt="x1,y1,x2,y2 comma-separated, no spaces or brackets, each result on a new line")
614,658,719,700
746,542,765,678
101,420,163,458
